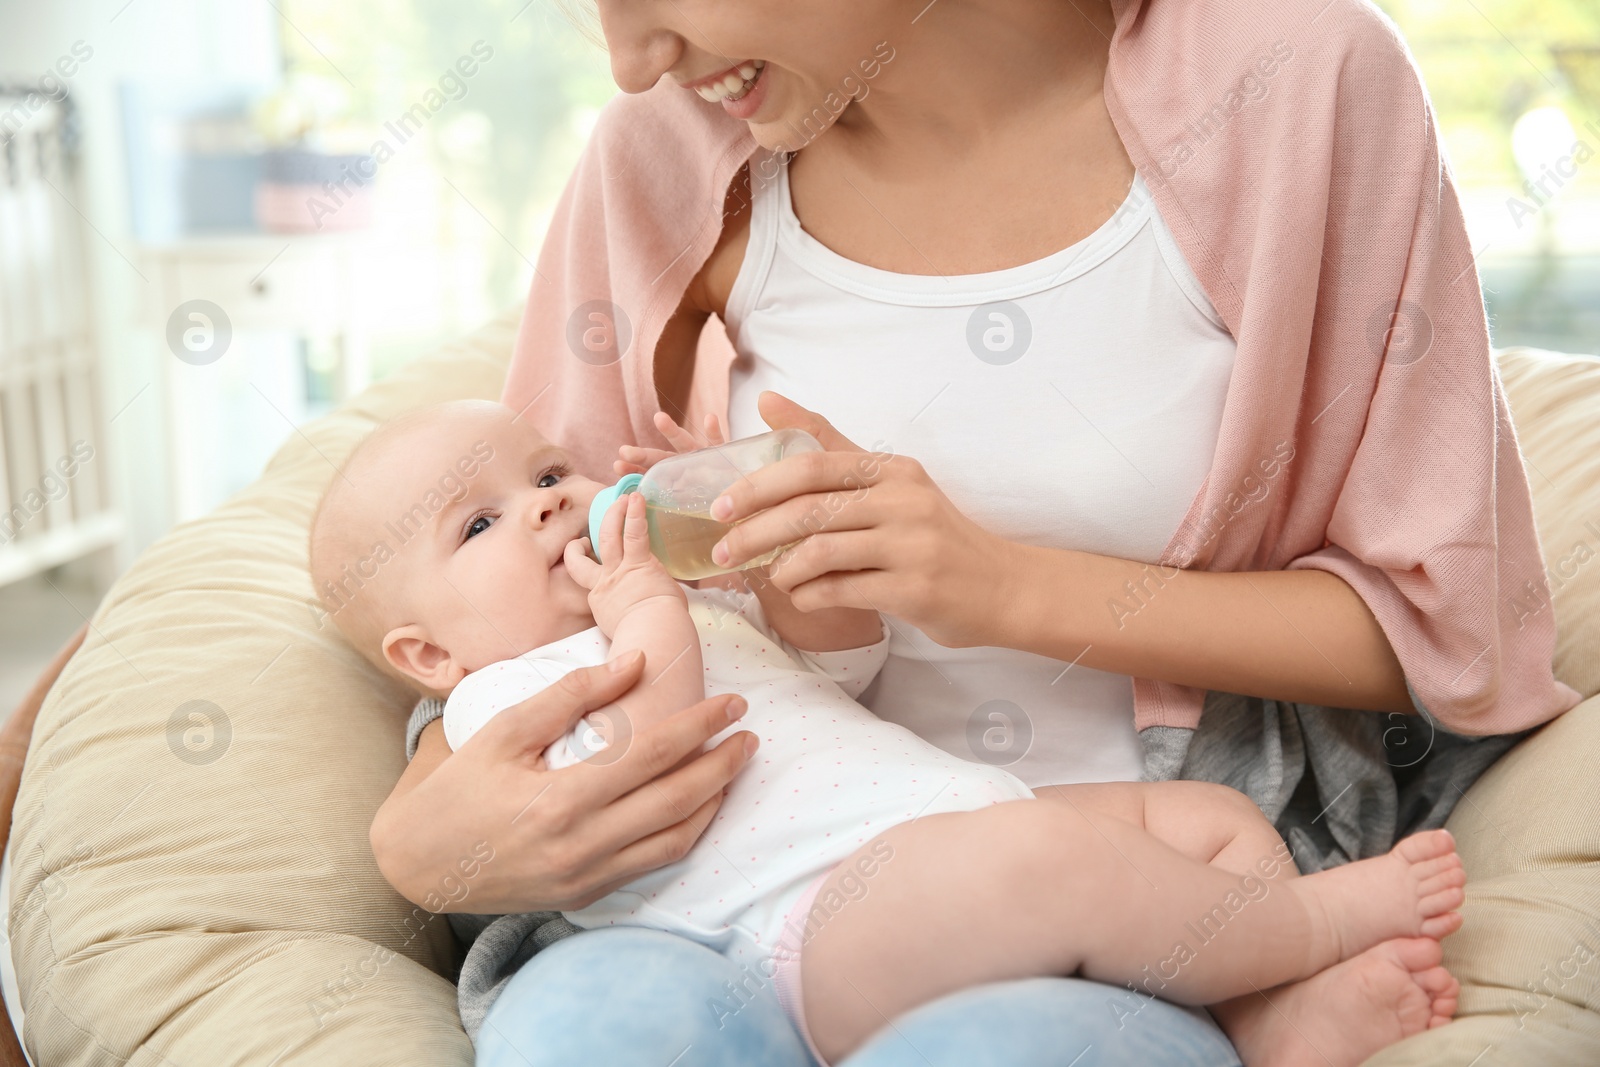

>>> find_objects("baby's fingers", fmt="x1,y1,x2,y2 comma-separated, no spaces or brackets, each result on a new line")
596,495,629,564
563,537,602,589
652,410,706,455
616,444,675,476
620,492,653,564
702,412,728,446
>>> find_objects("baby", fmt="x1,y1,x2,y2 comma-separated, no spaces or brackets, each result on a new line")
311,399,1465,1066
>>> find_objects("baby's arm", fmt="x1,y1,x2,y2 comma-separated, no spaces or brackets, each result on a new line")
743,566,884,653
564,492,704,736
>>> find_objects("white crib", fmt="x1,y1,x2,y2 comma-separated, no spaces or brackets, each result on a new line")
0,89,120,588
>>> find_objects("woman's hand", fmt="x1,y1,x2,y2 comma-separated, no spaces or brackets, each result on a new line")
706,391,1025,649
614,411,728,477
369,651,757,914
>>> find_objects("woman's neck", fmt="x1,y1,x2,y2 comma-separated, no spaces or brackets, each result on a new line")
825,0,1118,176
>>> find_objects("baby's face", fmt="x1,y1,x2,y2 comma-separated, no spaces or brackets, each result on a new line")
359,403,606,685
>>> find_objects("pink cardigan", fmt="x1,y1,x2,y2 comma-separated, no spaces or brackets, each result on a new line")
501,0,1582,735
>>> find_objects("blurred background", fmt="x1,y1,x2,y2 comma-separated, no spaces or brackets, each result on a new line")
0,0,1597,706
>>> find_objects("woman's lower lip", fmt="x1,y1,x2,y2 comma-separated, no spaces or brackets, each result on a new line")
723,64,769,121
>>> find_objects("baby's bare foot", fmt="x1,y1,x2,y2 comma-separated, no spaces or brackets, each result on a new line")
1290,829,1465,964
1216,937,1460,1067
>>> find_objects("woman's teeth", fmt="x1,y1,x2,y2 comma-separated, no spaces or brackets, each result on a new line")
695,60,766,103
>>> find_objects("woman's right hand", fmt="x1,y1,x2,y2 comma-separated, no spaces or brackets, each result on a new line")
369,649,757,914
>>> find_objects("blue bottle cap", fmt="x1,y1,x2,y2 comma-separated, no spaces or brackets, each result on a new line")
586,474,643,562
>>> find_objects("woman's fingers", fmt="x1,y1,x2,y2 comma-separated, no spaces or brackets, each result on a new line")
712,488,880,569
759,529,885,594
471,651,647,762
782,568,885,614
573,792,726,907
710,449,885,526
580,726,748,883
756,391,869,453
578,692,754,808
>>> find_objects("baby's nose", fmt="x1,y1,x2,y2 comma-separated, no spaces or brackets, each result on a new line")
536,494,570,526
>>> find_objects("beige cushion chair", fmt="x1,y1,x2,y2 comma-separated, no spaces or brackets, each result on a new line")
1369,347,1600,1067
4,313,1599,1065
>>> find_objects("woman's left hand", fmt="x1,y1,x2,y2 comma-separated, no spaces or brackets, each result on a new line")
708,391,1022,648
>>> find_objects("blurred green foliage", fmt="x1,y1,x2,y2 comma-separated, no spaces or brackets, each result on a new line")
1376,0,1600,184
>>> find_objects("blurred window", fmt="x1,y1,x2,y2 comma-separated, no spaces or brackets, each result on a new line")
278,1,1600,365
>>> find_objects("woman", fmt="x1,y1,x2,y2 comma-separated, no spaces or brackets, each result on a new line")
372,0,1579,1063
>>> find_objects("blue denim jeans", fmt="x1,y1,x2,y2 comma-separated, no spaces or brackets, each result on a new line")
475,927,1242,1067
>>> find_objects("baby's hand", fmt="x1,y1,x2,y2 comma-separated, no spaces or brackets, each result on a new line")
562,491,685,637
614,411,729,477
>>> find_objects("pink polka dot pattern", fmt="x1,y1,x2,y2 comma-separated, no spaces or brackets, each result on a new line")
443,586,1032,958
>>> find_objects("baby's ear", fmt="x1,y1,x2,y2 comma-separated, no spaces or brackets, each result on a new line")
382,625,467,694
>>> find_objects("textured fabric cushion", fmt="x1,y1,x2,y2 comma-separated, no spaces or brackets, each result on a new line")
1494,348,1600,701
1365,695,1600,1066
1366,347,1600,1066
6,309,523,1065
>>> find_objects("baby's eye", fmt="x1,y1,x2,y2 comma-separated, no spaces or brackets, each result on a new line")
463,514,494,541
536,461,572,489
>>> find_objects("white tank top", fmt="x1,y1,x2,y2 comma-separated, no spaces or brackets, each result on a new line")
721,153,1236,787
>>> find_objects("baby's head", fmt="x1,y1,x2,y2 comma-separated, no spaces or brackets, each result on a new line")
308,400,605,698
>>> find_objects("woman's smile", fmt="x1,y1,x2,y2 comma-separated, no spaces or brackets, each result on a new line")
688,60,770,119
686,59,766,102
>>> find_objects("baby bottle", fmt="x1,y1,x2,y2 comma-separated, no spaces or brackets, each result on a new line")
587,429,824,581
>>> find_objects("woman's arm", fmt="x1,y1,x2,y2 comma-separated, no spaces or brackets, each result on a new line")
706,393,1413,716
370,653,757,913
994,543,1411,714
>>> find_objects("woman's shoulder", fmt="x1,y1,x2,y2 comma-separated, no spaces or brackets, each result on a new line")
1129,0,1425,102
1121,0,1435,180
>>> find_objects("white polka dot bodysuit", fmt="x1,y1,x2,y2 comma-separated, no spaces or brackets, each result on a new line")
442,586,1034,962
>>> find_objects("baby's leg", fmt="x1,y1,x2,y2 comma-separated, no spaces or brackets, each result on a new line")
797,797,1463,1065
1037,780,1295,877
1052,782,1465,1066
